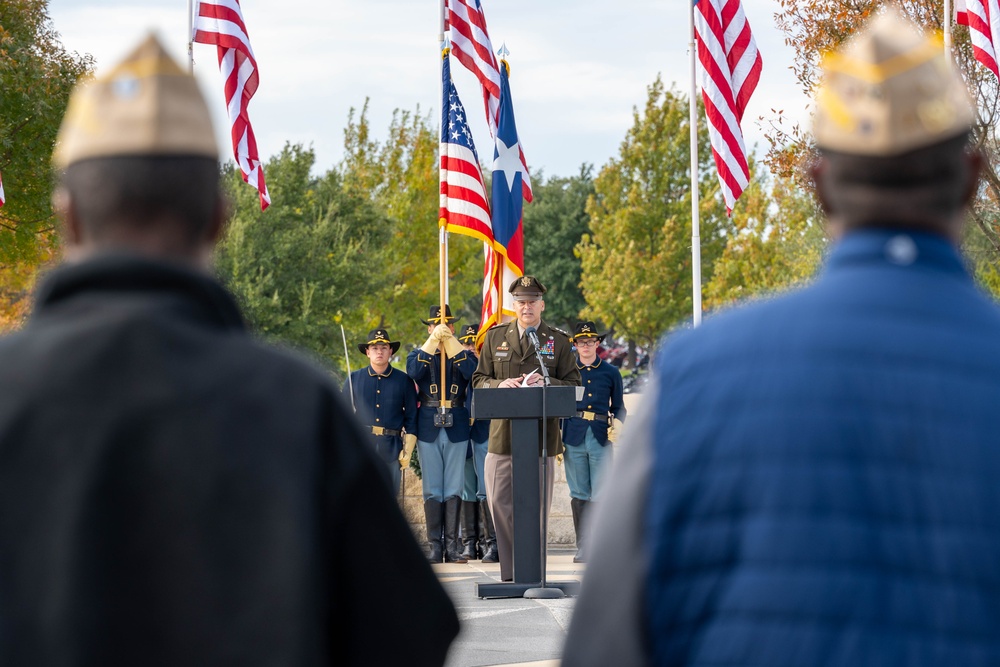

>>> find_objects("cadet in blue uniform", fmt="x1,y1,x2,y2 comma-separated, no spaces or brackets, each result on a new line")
343,328,418,494
407,305,478,563
458,324,498,562
561,321,625,563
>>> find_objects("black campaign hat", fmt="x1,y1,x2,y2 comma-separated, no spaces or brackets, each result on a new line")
458,323,479,343
421,304,459,325
358,328,401,355
508,275,546,301
571,321,607,343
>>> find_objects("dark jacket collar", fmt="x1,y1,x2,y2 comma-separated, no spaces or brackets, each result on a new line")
31,253,246,331
368,365,394,378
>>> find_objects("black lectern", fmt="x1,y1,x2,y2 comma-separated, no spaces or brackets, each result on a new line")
472,386,581,598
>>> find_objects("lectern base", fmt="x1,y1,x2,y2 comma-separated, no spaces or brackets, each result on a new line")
523,586,565,599
477,580,580,599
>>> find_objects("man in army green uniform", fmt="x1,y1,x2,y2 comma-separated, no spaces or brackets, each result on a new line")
472,275,581,582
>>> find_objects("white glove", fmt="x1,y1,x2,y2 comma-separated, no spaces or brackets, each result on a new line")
399,433,417,469
421,334,438,354
432,323,453,341
607,418,625,443
442,336,463,358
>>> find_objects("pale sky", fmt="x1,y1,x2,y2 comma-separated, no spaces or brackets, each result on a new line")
48,0,813,181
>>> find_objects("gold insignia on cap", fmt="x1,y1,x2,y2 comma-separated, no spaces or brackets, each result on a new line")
582,324,591,332
520,277,532,287
813,8,973,156
53,33,219,169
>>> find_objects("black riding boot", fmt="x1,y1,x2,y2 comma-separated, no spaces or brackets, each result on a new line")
424,498,444,564
443,497,468,563
480,499,499,563
460,501,479,560
571,497,588,563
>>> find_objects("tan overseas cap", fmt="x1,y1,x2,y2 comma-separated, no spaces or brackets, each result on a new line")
813,8,974,156
53,33,218,169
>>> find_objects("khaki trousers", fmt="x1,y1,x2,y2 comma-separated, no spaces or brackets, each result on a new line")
484,452,555,582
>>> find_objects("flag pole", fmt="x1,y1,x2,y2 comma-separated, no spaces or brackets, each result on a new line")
944,0,952,53
187,0,194,73
689,1,703,327
439,0,449,402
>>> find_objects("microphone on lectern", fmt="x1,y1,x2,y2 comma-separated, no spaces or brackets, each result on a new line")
525,326,541,351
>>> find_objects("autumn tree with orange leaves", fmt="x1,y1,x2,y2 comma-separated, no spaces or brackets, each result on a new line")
765,0,1000,289
0,0,93,330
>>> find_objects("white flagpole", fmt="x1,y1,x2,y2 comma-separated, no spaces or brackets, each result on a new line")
944,0,953,54
187,0,195,73
689,1,703,327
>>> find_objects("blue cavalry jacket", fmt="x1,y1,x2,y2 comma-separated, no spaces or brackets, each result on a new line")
561,230,1000,666
343,365,416,456
406,348,477,442
466,351,490,445
562,357,626,447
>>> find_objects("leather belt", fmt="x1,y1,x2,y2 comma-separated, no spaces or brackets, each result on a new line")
421,400,464,408
420,396,464,409
576,411,610,424
369,426,401,437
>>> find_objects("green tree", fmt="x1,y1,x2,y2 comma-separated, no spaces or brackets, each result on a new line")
0,0,93,329
340,101,484,349
522,166,595,331
577,77,732,349
215,143,391,375
706,161,827,308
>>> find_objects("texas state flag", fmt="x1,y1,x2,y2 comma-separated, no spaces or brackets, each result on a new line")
489,60,532,285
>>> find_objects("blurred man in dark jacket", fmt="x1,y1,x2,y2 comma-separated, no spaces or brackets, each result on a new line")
564,10,1000,666
0,34,457,667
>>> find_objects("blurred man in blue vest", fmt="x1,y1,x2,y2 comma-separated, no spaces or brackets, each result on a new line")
564,10,1000,666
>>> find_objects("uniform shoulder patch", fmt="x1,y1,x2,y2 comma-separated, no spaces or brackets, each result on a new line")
551,326,572,338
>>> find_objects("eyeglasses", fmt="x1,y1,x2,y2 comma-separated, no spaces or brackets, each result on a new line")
575,339,599,347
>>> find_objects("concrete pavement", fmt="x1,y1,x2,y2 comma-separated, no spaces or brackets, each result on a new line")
434,548,583,667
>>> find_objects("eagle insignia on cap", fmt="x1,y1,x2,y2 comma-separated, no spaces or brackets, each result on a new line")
520,277,532,287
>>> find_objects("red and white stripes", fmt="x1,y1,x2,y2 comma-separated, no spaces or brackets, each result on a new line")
445,0,531,201
445,0,501,137
957,0,1000,79
694,0,762,212
193,0,270,210
0,171,5,209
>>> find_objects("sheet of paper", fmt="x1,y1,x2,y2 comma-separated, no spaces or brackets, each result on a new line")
520,369,539,387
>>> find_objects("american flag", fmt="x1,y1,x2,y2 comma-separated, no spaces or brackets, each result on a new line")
439,52,492,243
956,0,1000,79
445,0,500,136
478,60,529,348
693,0,762,212
445,0,531,202
192,0,270,210
0,171,5,209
